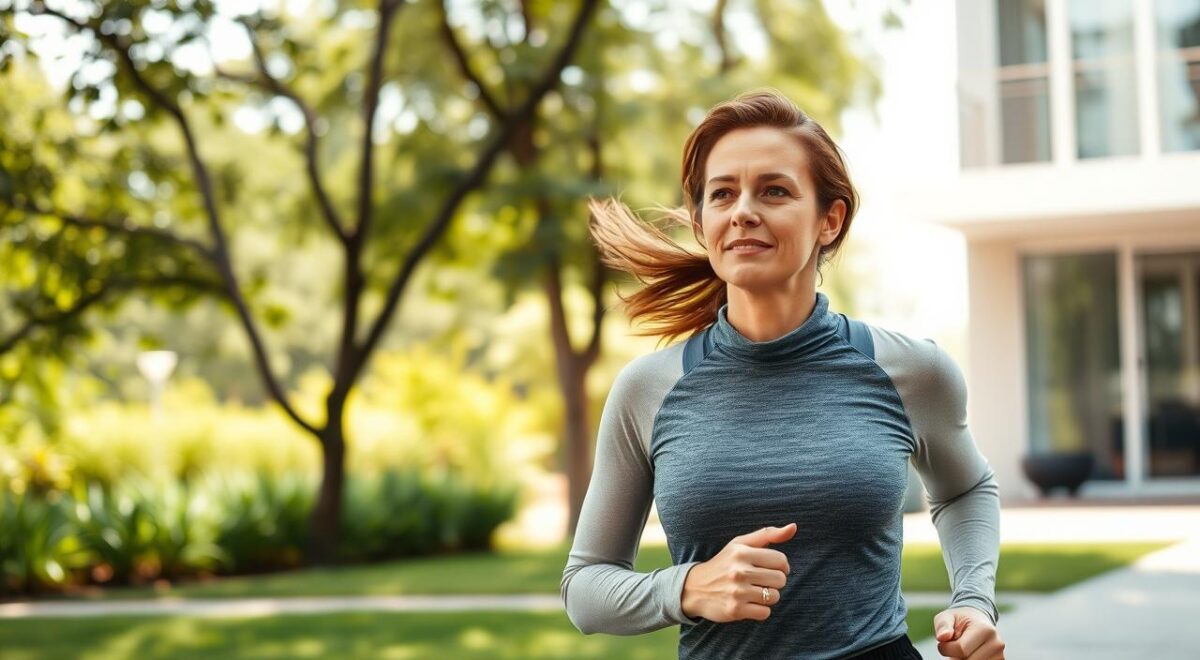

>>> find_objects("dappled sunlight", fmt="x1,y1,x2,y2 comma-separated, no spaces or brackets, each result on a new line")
3,0,1198,657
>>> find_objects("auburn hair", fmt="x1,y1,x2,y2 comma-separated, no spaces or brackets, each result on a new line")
588,89,859,346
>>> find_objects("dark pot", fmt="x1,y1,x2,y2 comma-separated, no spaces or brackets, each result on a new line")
1021,452,1095,497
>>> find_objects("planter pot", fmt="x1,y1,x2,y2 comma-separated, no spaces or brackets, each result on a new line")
1021,452,1095,497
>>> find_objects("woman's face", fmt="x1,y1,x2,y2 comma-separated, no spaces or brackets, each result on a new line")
699,126,844,294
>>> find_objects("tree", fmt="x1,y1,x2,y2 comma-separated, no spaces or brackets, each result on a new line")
435,0,885,536
0,0,598,563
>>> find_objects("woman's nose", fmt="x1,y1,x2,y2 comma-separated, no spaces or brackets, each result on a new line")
731,198,761,227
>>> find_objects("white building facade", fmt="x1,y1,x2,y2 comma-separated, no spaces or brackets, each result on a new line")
932,0,1200,500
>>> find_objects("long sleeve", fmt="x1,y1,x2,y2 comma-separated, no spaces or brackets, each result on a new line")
869,328,1002,625
559,347,704,635
908,342,1001,624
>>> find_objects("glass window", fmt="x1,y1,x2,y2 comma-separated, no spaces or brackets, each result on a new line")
1070,0,1140,158
1138,252,1200,478
1000,76,1053,163
1023,252,1123,481
998,0,1052,163
999,0,1049,65
1156,0,1200,152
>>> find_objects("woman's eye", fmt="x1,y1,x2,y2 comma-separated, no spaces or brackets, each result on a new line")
764,186,789,197
708,189,731,201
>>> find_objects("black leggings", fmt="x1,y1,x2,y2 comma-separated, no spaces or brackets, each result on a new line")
843,633,924,660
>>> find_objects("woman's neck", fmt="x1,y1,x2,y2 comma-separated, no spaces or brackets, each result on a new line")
724,280,818,343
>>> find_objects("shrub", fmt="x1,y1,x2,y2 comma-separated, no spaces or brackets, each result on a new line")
1,468,522,596
134,479,224,581
338,468,520,562
209,472,315,574
70,482,160,585
0,489,83,594
428,472,521,553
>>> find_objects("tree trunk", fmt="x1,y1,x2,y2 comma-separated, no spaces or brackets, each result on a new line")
558,354,593,537
308,415,347,565
543,257,600,539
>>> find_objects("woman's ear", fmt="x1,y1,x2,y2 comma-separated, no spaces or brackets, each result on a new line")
819,199,847,246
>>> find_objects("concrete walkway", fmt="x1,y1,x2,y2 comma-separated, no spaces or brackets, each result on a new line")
915,536,1200,660
0,591,1048,619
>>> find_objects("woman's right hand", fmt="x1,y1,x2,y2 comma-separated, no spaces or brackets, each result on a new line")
680,522,796,623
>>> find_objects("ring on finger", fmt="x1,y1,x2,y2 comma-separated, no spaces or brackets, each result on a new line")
761,586,770,604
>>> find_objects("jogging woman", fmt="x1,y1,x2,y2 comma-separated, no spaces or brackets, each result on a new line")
559,90,1005,660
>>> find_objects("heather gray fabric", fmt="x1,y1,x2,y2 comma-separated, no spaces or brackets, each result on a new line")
560,292,1001,659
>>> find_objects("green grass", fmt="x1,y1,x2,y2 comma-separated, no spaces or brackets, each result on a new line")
901,541,1171,592
0,539,1139,659
0,609,951,659
48,540,1169,601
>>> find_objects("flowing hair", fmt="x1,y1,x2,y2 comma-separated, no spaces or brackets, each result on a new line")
588,89,859,346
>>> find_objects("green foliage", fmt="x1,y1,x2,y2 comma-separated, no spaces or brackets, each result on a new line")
63,478,223,587
1,0,886,408
210,472,313,574
0,469,521,596
0,0,895,580
0,489,84,594
339,469,436,561
339,469,520,562
435,474,521,552
138,479,225,581
5,343,556,490
71,482,162,585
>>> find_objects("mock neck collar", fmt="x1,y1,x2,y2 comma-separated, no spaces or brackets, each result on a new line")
711,292,839,363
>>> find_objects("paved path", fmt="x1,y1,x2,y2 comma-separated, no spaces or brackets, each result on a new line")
0,592,1048,619
915,537,1200,660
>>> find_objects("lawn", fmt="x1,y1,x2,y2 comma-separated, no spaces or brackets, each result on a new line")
0,541,1159,659
45,540,1170,601
0,609,956,659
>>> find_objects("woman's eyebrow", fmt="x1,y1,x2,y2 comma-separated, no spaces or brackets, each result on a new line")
706,172,797,186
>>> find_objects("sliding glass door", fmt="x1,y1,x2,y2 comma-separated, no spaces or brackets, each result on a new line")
1022,251,1124,480
1139,252,1200,478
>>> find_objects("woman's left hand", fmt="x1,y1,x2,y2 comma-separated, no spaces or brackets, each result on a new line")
932,606,1005,659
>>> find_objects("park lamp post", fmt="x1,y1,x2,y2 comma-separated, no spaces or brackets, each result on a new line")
136,350,178,419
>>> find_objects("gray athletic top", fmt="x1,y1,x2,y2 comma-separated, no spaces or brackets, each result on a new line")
559,291,1000,659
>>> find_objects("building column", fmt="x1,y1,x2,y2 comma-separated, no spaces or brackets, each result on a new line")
966,239,1033,501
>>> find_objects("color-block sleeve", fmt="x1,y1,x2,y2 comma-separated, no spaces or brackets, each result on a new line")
912,342,1001,623
871,329,1002,624
560,349,704,635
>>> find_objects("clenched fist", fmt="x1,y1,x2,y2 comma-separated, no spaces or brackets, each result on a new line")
680,522,796,623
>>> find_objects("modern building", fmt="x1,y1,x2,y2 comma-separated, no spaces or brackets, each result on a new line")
920,0,1200,500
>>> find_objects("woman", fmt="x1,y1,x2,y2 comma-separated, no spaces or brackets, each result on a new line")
559,90,1005,660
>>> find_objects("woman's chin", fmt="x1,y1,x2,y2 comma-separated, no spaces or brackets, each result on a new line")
721,271,786,291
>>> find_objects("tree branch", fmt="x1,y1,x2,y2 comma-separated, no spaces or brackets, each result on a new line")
712,0,736,74
353,0,404,242
324,0,405,406
543,252,576,366
518,0,534,43
352,0,600,375
235,19,349,244
437,1,506,120
34,2,318,436
6,199,216,260
0,275,225,356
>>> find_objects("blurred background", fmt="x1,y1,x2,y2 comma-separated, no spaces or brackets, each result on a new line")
1,0,1198,658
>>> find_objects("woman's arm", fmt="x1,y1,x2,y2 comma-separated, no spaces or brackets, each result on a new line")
560,349,704,635
908,342,1001,624
868,327,1001,624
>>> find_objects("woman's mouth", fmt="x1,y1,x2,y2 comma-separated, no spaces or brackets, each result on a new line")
728,244,772,255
